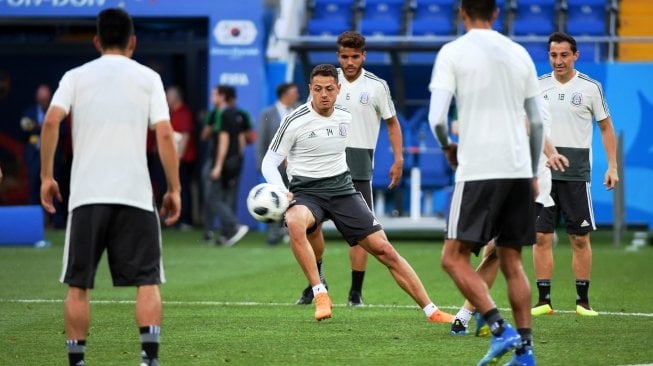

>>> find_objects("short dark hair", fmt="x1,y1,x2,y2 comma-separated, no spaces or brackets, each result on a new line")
548,32,578,53
217,85,236,102
310,64,338,83
276,82,297,99
460,0,496,22
337,31,366,51
97,8,134,50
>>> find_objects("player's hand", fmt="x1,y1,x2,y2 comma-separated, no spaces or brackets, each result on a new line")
442,143,458,170
604,166,619,190
40,178,63,214
546,153,569,172
210,166,221,181
160,190,181,226
387,160,404,189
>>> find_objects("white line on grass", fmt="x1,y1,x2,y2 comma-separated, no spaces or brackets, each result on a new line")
2,298,653,318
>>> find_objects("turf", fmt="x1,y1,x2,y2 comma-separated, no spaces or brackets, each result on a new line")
0,228,651,365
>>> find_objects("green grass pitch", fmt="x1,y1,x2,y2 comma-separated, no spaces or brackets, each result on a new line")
0,228,651,365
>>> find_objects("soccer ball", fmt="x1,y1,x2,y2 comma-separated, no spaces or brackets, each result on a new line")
246,183,289,223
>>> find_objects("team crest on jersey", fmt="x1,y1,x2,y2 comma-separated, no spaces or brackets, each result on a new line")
339,123,347,136
359,92,369,105
570,92,583,106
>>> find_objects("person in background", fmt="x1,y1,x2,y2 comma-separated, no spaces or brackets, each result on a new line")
204,85,250,246
256,82,299,245
39,8,180,366
531,31,618,317
167,85,197,230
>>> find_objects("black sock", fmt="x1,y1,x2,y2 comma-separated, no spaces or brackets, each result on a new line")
482,308,505,336
66,339,86,366
515,328,533,355
350,270,365,293
575,279,591,305
140,325,160,361
536,279,552,305
316,259,325,284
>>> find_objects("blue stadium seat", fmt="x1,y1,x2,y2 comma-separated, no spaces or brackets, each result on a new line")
522,42,550,61
493,0,507,33
359,0,406,36
409,0,456,36
576,41,604,62
512,0,558,36
566,0,606,36
306,0,357,36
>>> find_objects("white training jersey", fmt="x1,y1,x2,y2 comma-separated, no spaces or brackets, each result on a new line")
539,71,610,181
50,54,169,212
269,101,351,181
429,29,541,182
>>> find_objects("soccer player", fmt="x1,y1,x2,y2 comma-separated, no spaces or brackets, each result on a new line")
295,31,405,307
449,97,569,336
428,0,544,364
532,32,619,317
261,63,452,323
40,8,180,366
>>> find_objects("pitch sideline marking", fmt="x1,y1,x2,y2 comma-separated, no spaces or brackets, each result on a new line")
2,298,652,318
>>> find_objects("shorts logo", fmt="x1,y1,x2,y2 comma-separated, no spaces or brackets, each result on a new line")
571,92,583,106
339,123,347,137
359,92,369,105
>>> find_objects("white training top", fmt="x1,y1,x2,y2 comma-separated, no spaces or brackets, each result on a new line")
539,71,610,149
50,54,170,212
536,97,555,207
429,29,541,182
269,102,351,180
337,68,395,149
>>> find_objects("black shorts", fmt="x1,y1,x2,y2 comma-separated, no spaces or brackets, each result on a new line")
61,204,164,289
536,180,595,235
291,192,382,246
447,179,535,254
353,179,373,210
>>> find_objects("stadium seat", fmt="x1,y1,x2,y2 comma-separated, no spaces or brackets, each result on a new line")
493,0,507,33
306,0,357,36
522,42,550,61
577,41,604,62
409,0,456,36
565,0,607,36
512,0,558,36
359,0,406,36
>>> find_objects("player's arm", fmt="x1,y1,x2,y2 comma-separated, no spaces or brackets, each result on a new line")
40,105,66,213
598,115,619,189
261,150,288,193
212,130,229,180
256,113,270,170
385,115,404,189
524,96,545,176
427,88,456,168
155,120,181,225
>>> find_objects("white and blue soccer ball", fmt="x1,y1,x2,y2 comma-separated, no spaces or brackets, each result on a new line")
246,183,289,223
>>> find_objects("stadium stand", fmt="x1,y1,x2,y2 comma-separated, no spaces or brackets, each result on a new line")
408,0,457,36
565,0,608,36
305,0,357,36
511,0,560,36
359,0,406,36
618,0,653,61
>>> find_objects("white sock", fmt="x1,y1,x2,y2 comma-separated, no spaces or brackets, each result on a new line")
312,283,327,296
422,303,439,318
455,307,474,326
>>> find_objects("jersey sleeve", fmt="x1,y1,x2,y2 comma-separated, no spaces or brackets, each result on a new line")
50,71,74,114
377,78,397,120
590,82,610,122
269,115,295,157
149,73,170,126
523,52,541,99
428,45,456,93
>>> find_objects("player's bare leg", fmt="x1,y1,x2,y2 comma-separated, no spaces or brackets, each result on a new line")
295,224,327,305
532,232,555,315
358,230,453,322
286,206,331,320
569,232,596,315
136,285,162,365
